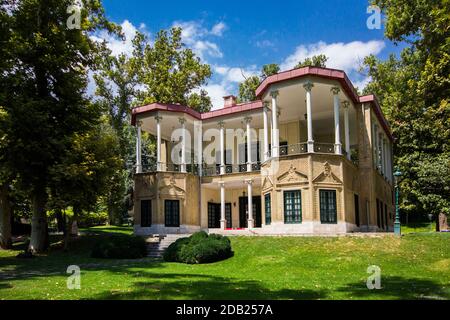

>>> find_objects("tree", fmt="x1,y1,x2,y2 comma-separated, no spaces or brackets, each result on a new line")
363,0,450,221
134,29,212,112
0,0,117,252
94,49,138,224
237,63,280,103
49,117,122,249
238,75,260,103
261,63,280,79
295,54,328,68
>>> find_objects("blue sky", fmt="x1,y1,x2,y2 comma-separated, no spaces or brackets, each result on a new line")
98,0,405,108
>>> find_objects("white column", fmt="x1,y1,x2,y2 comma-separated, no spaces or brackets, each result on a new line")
343,101,351,160
245,116,252,172
271,91,279,157
263,103,269,161
155,115,162,171
219,121,225,175
304,82,314,153
179,117,186,172
246,179,254,229
196,122,203,176
331,87,342,154
219,181,226,229
135,121,142,173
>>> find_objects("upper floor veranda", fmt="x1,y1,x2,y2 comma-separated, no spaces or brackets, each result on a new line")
131,66,394,184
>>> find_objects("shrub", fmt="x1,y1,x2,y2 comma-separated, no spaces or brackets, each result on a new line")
163,232,233,264
91,234,147,259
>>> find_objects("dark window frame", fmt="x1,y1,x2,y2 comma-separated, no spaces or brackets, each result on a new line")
283,190,302,224
141,199,152,227
320,189,338,224
264,193,271,225
165,199,180,227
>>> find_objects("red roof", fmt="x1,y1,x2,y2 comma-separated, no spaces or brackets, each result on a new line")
131,66,392,141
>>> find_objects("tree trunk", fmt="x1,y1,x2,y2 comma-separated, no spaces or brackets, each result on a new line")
55,209,65,233
29,187,48,253
0,184,12,249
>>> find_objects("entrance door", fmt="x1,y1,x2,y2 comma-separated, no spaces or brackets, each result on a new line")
354,194,360,227
239,196,261,228
208,202,232,228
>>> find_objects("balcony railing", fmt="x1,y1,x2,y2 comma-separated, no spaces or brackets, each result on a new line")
279,142,308,156
136,143,359,175
313,143,335,154
202,162,261,177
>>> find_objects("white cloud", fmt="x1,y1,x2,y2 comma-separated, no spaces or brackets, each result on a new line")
172,20,227,61
280,40,385,73
213,65,258,83
90,20,144,57
211,22,227,36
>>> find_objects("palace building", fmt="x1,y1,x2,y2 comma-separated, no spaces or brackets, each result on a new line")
131,66,394,235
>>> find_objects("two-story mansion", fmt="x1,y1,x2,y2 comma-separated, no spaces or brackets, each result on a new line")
131,66,394,235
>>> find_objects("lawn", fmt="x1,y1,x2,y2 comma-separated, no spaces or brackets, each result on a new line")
0,226,449,300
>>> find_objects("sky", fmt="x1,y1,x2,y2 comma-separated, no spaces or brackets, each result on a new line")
96,0,405,109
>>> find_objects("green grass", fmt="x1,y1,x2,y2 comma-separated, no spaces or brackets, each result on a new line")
401,221,437,234
0,225,449,300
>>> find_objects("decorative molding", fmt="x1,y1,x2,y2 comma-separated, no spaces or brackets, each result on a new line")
277,164,308,184
270,90,279,98
342,101,350,109
262,177,274,190
303,81,314,92
158,175,185,195
331,86,340,95
154,115,163,122
312,162,342,184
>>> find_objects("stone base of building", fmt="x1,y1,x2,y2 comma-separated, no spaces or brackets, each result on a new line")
134,224,201,236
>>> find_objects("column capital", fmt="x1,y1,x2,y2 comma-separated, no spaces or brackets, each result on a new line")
155,115,163,122
178,117,186,124
342,101,350,109
218,120,225,128
331,86,341,95
263,101,270,110
244,179,253,185
244,116,252,124
136,120,143,127
270,90,279,98
218,181,225,187
303,81,314,91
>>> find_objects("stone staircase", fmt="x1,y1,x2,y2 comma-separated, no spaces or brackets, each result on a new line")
146,234,189,258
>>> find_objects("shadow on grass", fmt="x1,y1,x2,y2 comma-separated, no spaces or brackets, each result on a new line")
90,272,329,300
80,226,133,235
336,276,449,300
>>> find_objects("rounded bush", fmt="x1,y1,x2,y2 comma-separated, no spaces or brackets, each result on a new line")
163,232,233,264
91,235,147,259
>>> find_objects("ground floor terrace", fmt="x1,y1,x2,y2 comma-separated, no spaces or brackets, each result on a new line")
133,152,394,236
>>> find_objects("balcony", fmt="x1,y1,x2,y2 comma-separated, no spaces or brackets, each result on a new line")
203,162,261,177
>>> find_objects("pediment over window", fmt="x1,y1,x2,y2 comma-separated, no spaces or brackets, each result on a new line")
313,162,342,184
262,176,274,190
158,175,185,196
277,164,308,184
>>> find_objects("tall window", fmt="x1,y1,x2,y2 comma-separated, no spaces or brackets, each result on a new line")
264,193,271,225
141,200,152,227
165,200,180,227
376,199,381,228
225,203,232,229
284,190,301,223
320,190,337,224
354,194,360,227
207,203,220,228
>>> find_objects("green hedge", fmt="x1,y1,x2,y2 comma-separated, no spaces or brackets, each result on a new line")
91,234,147,259
163,231,233,264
